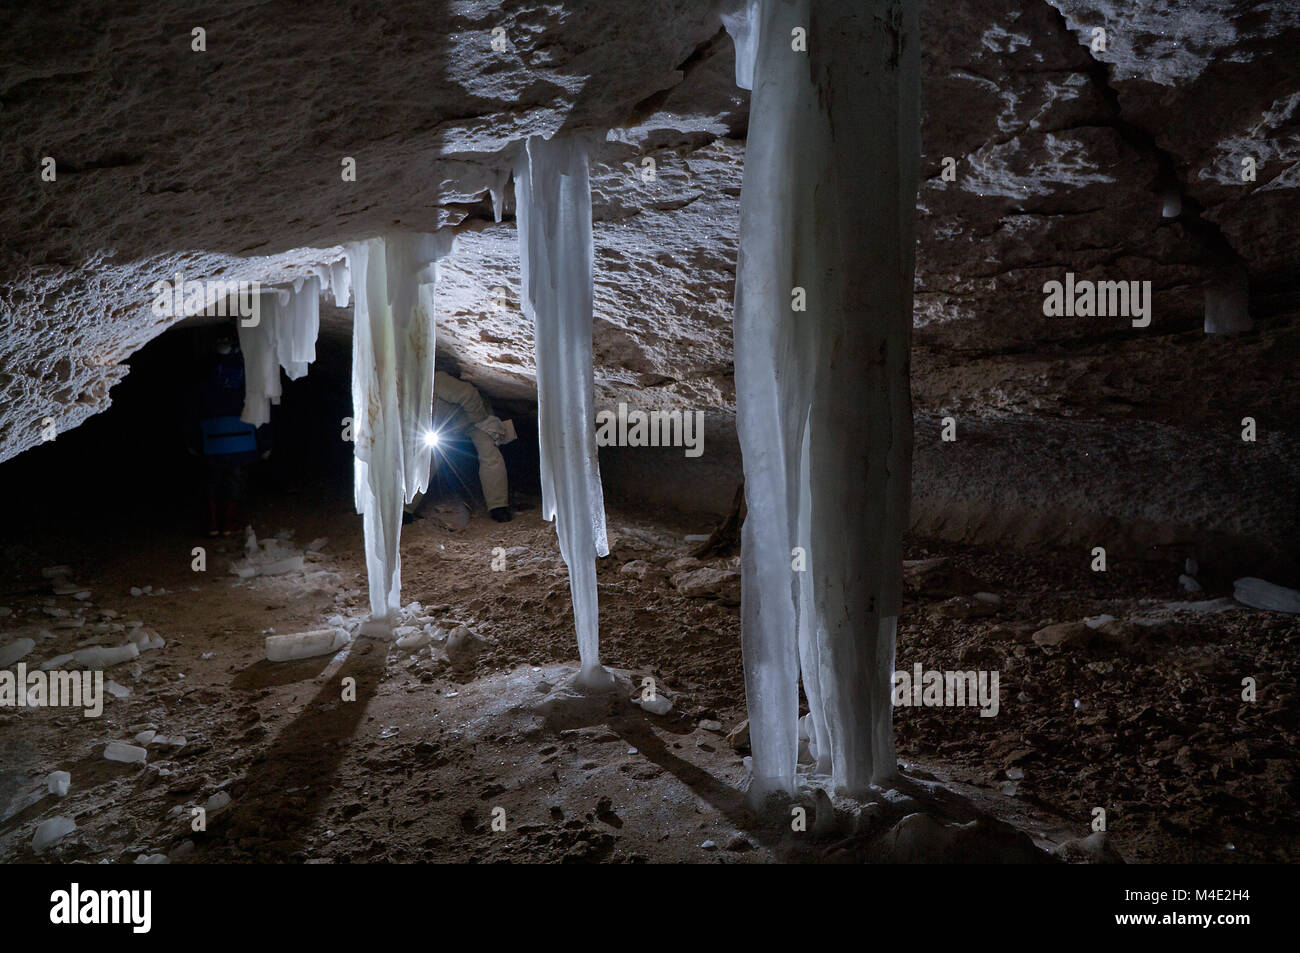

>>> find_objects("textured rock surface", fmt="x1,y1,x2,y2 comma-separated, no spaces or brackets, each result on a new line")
2,0,1297,557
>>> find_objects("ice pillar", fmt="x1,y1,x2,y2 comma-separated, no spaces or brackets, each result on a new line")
348,232,455,627
514,134,613,690
731,0,919,799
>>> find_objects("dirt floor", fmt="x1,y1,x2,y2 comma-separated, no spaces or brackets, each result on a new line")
1,477,1296,863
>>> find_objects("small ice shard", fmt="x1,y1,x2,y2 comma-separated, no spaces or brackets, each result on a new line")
43,606,68,617
104,741,147,764
1179,574,1202,593
395,628,430,650
127,628,165,651
1083,614,1115,629
47,771,71,797
136,730,157,745
265,628,350,662
135,853,169,865
357,618,394,639
153,735,187,749
33,816,76,852
1006,766,1025,780
306,537,329,553
1234,577,1300,614
105,680,130,699
0,637,35,668
1185,557,1199,575
73,643,140,668
637,692,673,716
129,586,143,597
51,582,84,595
205,791,231,813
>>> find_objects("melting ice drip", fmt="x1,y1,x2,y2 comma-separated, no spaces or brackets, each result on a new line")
726,0,920,800
514,134,615,691
347,233,456,629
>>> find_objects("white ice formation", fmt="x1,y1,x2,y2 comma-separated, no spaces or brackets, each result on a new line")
348,232,456,626
729,0,920,800
514,134,614,691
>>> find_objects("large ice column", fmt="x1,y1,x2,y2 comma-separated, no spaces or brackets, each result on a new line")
732,0,920,798
514,134,613,690
348,233,455,626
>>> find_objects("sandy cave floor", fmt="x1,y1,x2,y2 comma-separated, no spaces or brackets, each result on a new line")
0,484,1296,864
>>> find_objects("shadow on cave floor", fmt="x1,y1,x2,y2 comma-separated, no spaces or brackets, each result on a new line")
1,475,1297,863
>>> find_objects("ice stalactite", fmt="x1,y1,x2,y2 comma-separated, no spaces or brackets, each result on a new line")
730,0,920,800
514,134,614,691
720,0,760,90
348,233,456,630
236,276,324,423
276,276,321,380
237,291,282,426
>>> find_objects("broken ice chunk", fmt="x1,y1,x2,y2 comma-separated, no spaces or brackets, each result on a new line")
105,680,131,699
265,628,350,662
636,693,673,716
1233,578,1300,614
134,853,169,864
32,816,75,852
0,637,35,668
395,628,430,651
72,643,140,668
47,771,71,797
104,741,147,764
135,730,157,745
261,555,304,576
127,628,165,651
306,537,329,553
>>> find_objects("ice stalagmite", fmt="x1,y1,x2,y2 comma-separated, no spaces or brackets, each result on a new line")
348,233,455,628
731,0,920,799
514,134,613,690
